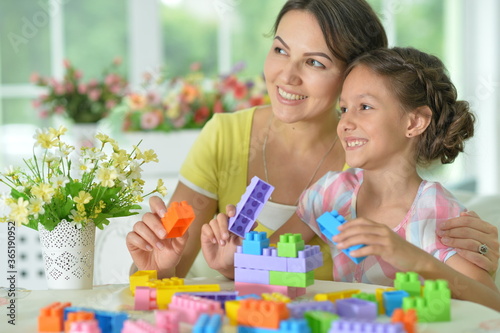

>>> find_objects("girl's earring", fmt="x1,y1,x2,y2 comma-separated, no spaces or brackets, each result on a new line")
407,133,412,137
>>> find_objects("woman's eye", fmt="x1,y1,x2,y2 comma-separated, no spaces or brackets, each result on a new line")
361,104,372,110
305,59,325,68
274,47,287,55
339,107,347,113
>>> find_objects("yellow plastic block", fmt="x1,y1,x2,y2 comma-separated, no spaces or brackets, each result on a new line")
224,300,241,326
130,270,158,294
376,287,396,315
314,289,360,302
146,277,184,289
156,284,221,309
261,292,291,303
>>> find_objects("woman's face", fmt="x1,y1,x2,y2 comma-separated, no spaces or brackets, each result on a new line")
264,10,346,124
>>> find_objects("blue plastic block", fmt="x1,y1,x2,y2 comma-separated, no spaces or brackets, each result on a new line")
336,298,377,321
193,313,222,333
279,319,311,332
229,177,274,237
237,293,262,300
243,231,271,255
63,307,128,333
316,210,367,264
287,301,335,319
383,290,409,316
329,319,405,333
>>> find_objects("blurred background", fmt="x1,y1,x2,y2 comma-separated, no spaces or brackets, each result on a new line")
0,0,499,289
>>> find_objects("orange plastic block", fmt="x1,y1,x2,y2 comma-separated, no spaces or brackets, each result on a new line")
130,270,158,294
161,201,195,238
38,302,71,332
64,311,94,333
392,308,417,333
237,299,290,329
314,289,360,303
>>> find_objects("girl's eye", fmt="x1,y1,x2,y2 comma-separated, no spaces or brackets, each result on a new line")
361,104,372,110
274,47,287,55
339,107,347,114
306,59,325,68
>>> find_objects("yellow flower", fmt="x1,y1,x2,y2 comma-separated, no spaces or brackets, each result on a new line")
31,183,55,203
142,149,159,163
49,125,68,137
97,166,118,187
34,128,57,149
74,191,92,205
156,179,167,196
111,150,129,169
9,197,29,226
28,198,45,218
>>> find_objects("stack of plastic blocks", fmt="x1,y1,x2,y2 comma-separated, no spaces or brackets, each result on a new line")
228,176,274,238
62,307,128,333
234,231,323,297
316,210,367,263
161,201,195,238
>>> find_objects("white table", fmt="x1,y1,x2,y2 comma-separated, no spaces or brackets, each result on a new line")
2,276,500,333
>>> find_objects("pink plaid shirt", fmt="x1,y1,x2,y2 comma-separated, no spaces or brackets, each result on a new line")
297,168,463,286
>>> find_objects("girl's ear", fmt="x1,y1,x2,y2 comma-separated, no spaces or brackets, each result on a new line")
406,106,432,137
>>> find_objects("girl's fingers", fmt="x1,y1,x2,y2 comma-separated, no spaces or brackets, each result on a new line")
216,213,230,241
201,223,217,245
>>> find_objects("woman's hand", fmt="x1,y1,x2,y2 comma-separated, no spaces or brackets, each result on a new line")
333,218,430,272
438,211,499,275
126,196,189,278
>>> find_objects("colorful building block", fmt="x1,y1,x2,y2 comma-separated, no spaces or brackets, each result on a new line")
155,310,179,333
121,319,165,333
422,279,451,322
391,308,417,333
277,234,305,258
351,292,378,304
235,282,305,299
161,201,195,238
335,298,377,321
286,245,323,273
261,292,291,303
135,286,157,311
225,300,241,326
228,176,274,237
328,320,405,333
65,311,95,332
394,272,421,297
130,270,158,294
316,210,366,263
287,301,335,319
238,319,311,333
235,267,270,284
383,290,409,316
62,307,127,333
237,299,290,329
193,313,222,333
38,302,72,333
304,311,339,333
155,283,220,309
314,289,360,303
68,319,101,333
269,270,314,288
242,231,271,255
175,291,238,310
375,288,395,315
235,246,288,272
168,294,224,325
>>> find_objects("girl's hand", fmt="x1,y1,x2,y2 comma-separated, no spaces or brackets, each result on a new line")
333,217,429,272
126,196,189,278
438,211,499,275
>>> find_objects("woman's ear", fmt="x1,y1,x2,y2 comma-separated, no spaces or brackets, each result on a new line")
406,106,432,138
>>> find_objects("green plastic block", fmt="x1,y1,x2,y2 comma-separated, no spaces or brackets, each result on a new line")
423,279,451,322
269,270,314,288
402,291,450,323
352,292,378,304
394,271,421,297
304,311,339,333
277,233,305,258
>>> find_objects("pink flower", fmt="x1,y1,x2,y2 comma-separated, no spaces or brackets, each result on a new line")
190,62,202,71
113,57,122,66
63,59,71,68
106,100,117,109
54,105,65,115
127,93,147,110
88,89,101,101
30,72,40,83
54,83,65,95
32,99,42,109
88,79,98,88
78,84,88,94
74,70,82,79
38,110,49,119
213,99,224,113
141,111,162,130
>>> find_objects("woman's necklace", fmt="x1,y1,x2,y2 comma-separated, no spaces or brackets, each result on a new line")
262,113,338,206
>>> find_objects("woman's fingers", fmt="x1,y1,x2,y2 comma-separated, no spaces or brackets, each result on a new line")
149,196,167,218
132,219,164,250
142,212,167,239
126,230,153,252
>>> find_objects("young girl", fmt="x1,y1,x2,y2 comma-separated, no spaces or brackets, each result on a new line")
296,47,500,310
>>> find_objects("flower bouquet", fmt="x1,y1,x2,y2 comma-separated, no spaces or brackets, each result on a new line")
120,62,269,132
0,126,165,289
31,58,128,124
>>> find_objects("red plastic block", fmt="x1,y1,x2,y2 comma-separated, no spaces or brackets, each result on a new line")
161,201,195,238
237,299,289,329
135,286,157,311
235,282,305,299
38,302,72,333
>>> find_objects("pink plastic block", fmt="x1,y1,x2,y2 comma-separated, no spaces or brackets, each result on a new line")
329,319,405,333
135,286,157,311
242,231,270,255
235,246,288,271
121,319,167,333
228,176,274,237
155,310,179,333
235,267,270,284
336,298,377,321
287,301,335,319
69,319,102,333
168,294,224,325
235,282,306,299
286,245,323,273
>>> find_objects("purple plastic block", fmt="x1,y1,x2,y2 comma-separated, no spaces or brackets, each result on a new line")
235,267,270,284
316,210,366,264
242,231,270,255
286,245,323,273
235,246,288,271
383,290,409,316
228,176,274,237
287,301,335,319
173,291,238,310
336,298,377,321
329,319,405,333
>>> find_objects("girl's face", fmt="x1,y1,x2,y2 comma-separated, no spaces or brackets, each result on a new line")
264,10,346,124
338,65,414,170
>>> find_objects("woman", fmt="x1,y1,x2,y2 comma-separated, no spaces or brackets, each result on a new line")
126,0,499,279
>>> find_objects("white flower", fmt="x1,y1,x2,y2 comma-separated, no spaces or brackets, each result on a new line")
51,175,69,188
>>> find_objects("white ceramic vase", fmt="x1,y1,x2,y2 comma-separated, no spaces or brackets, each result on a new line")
38,219,96,290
